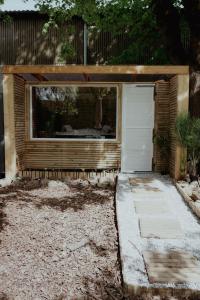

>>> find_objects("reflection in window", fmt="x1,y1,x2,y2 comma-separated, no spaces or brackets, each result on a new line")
32,86,117,139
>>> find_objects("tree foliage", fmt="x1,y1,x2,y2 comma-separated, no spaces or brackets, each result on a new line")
27,0,199,66
0,0,199,66
0,0,12,22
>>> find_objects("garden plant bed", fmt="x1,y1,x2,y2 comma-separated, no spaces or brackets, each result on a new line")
0,177,124,300
176,181,200,219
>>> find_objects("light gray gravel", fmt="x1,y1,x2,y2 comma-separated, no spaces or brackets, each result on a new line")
0,179,121,300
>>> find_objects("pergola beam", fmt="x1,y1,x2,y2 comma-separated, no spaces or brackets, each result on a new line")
31,73,48,81
2,65,189,75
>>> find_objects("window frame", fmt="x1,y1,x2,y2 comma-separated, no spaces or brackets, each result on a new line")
29,83,119,142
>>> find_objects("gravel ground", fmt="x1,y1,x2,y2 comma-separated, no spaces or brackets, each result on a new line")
0,178,123,300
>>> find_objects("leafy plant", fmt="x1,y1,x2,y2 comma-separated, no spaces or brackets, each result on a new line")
153,133,170,174
175,113,200,177
175,113,191,147
187,118,200,176
154,133,170,155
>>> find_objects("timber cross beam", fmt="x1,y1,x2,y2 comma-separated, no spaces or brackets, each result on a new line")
1,65,189,75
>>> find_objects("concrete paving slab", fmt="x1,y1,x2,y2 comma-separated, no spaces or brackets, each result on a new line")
132,193,168,201
143,251,199,263
132,187,163,193
143,251,200,284
134,199,171,215
139,217,183,238
129,177,154,185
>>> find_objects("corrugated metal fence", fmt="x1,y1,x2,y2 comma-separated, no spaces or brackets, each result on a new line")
0,12,190,66
0,14,84,65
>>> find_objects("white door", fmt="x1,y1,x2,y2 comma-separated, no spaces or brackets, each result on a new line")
122,84,154,172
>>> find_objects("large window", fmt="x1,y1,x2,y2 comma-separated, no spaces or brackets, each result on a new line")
31,85,117,140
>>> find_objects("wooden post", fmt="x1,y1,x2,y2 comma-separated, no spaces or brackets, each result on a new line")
0,73,5,177
174,74,189,179
3,74,17,180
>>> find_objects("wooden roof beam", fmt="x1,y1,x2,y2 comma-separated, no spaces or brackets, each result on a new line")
83,73,90,81
2,65,189,75
31,73,48,81
13,73,26,81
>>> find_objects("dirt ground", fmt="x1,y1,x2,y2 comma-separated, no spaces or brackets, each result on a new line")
0,178,123,300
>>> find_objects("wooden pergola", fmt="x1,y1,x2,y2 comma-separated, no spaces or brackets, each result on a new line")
2,64,189,75
1,65,189,180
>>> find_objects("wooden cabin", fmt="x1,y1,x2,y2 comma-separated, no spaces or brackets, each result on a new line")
0,65,189,180
0,7,190,180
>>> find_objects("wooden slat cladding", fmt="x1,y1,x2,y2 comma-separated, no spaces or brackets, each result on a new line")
18,169,118,181
24,141,121,169
23,83,121,170
12,77,181,175
154,80,170,172
169,76,178,178
14,75,25,170
0,14,84,65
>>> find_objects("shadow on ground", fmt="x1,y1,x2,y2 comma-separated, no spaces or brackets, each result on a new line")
0,199,8,242
0,178,114,213
0,200,8,232
0,293,9,300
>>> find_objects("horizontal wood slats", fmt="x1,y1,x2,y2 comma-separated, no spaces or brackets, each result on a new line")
169,76,178,178
22,83,122,170
24,141,121,169
12,78,180,175
18,169,118,181
154,80,170,172
14,75,25,170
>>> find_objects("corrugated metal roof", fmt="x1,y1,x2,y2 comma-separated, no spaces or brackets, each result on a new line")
0,0,37,11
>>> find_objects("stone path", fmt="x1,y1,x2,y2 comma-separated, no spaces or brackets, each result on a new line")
116,173,200,297
139,217,183,239
134,199,171,215
143,251,200,284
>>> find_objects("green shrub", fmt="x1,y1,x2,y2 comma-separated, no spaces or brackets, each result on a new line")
175,113,200,176
153,133,170,174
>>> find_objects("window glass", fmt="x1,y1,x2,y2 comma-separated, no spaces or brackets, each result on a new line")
32,86,117,139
